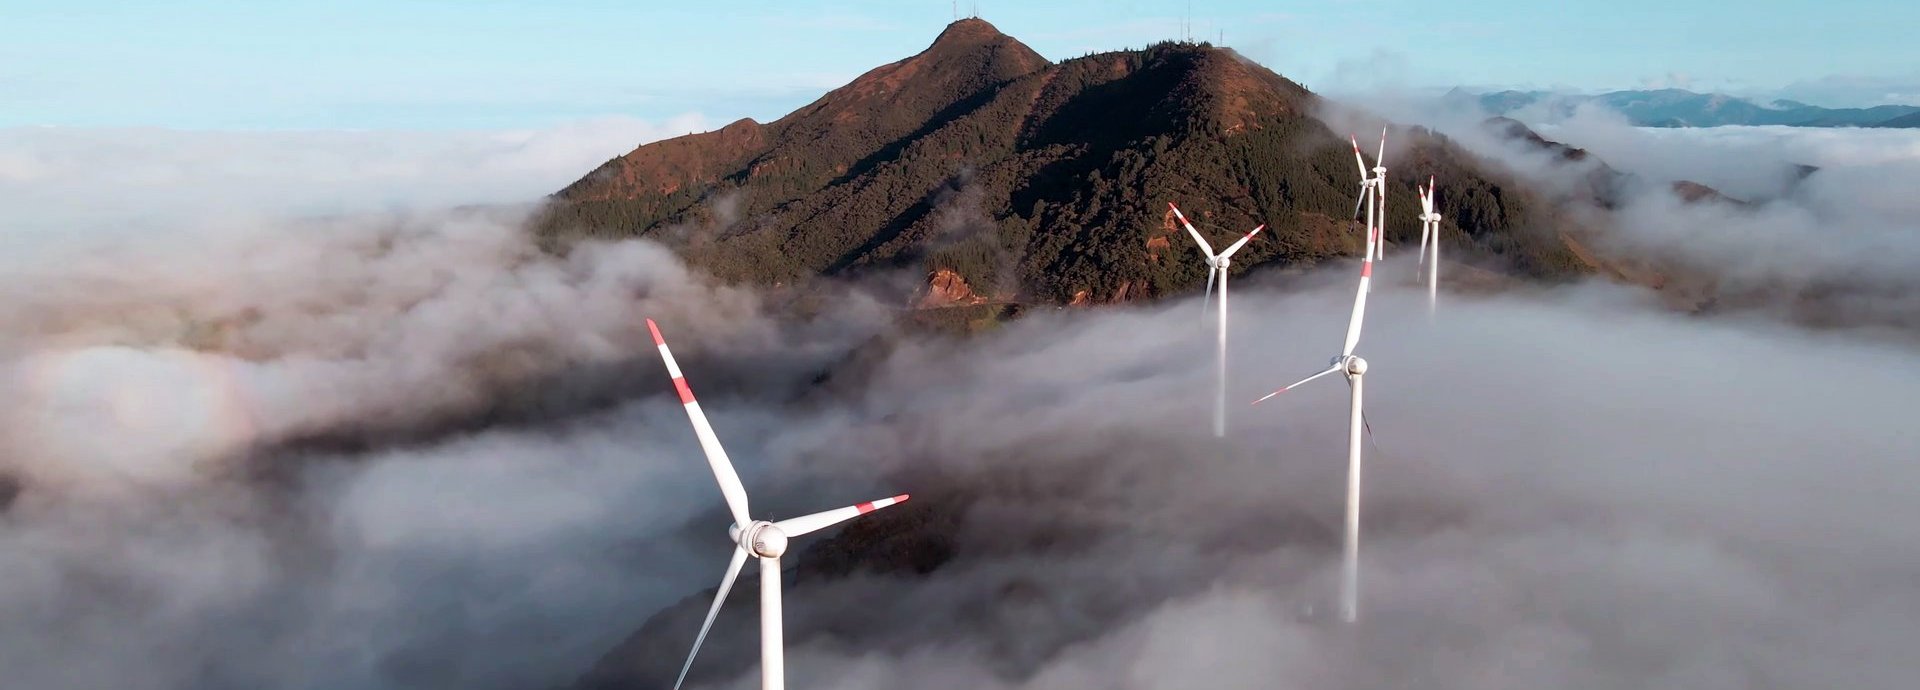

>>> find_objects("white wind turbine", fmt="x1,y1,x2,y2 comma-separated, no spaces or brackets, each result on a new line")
1170,202,1265,438
649,319,910,690
1416,176,1441,316
1249,179,1380,624
1365,128,1389,262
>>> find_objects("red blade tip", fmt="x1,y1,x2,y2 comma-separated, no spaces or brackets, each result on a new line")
646,319,665,345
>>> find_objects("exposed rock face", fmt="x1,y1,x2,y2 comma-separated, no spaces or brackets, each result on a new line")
917,268,983,308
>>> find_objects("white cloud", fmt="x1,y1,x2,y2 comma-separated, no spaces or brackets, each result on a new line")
3,104,1920,690
0,114,709,246
1767,73,1920,108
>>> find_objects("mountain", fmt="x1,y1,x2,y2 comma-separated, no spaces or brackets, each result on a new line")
1450,87,1920,128
1876,111,1920,128
535,19,1617,309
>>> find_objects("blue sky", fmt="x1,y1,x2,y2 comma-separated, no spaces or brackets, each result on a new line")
5,0,1917,129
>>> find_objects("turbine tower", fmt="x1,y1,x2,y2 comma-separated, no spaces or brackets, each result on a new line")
1250,179,1379,623
649,319,910,690
1416,176,1441,316
1170,202,1265,439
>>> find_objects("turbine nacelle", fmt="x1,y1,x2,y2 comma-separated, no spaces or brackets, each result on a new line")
751,523,788,558
729,520,789,558
1326,354,1367,376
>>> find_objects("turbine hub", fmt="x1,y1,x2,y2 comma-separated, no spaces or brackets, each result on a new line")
1216,256,1230,269
748,521,787,558
735,520,787,557
1345,356,1368,376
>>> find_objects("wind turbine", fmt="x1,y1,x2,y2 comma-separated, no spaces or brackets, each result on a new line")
1249,180,1378,624
649,319,910,690
1346,131,1388,276
1416,176,1441,316
1369,128,1389,262
1170,202,1265,439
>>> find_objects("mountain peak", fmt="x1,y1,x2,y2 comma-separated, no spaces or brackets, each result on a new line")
930,17,1009,46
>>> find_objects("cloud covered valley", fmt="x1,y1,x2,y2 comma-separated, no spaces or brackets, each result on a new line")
1,118,1918,690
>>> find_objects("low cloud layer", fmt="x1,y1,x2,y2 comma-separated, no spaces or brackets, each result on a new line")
2,118,1918,690
0,114,707,248
1324,95,1920,335
623,273,1920,690
0,119,885,689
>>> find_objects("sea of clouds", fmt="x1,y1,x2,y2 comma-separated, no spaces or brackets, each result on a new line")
1,114,1917,690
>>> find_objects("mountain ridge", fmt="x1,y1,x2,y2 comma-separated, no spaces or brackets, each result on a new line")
1449,87,1920,128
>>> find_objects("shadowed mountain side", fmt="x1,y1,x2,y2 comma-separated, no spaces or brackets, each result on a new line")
1878,111,1920,128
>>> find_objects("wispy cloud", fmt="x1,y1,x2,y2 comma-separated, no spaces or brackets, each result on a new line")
0,114,709,244
1767,72,1920,107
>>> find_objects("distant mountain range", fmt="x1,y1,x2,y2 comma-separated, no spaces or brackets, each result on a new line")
1447,88,1920,128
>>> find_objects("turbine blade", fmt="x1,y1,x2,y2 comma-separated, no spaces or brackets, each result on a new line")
672,546,749,690
1416,186,1431,274
774,494,910,538
1350,135,1368,179
1219,224,1265,258
1376,126,1388,169
1416,225,1430,275
1342,251,1373,357
1201,266,1217,319
1417,183,1433,215
1352,184,1368,220
1169,202,1216,258
648,319,753,530
1346,382,1382,454
1252,363,1343,405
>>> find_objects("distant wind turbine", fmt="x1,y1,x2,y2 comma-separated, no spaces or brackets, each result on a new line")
1346,132,1389,277
1250,164,1380,623
1416,176,1442,316
650,319,910,690
1171,202,1265,438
